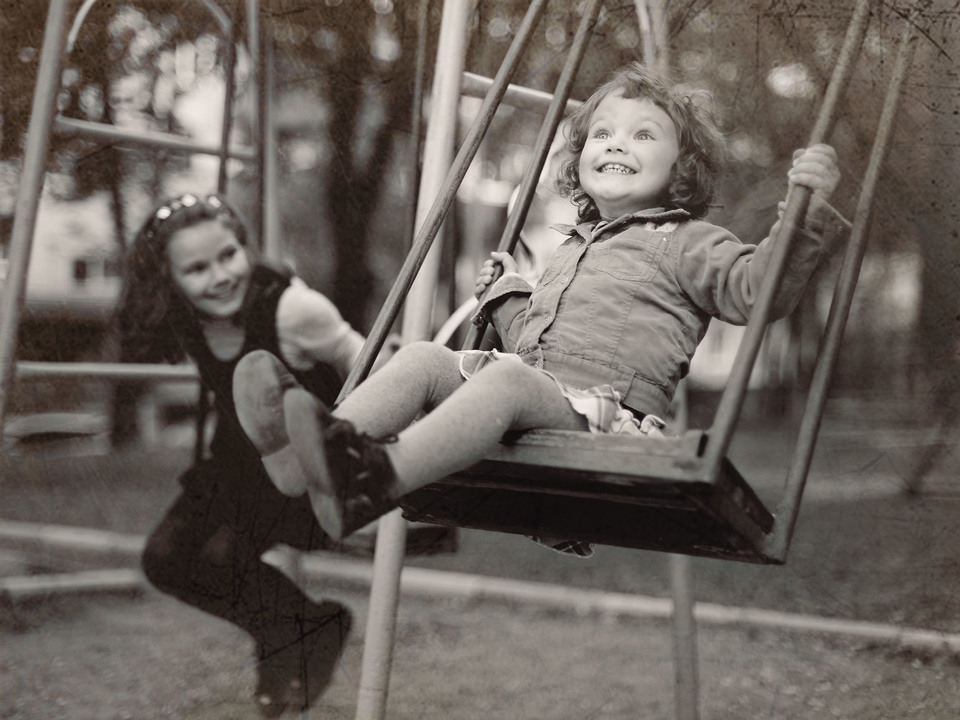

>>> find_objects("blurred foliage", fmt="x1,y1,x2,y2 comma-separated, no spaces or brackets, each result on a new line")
1,0,958,415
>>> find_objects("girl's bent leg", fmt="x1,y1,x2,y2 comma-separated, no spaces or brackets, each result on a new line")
387,358,586,490
142,462,352,715
334,340,465,438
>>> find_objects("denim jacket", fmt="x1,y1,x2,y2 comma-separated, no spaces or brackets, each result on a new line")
474,204,831,418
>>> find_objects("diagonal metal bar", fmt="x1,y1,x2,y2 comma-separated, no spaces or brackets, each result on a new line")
765,12,919,562
460,71,583,114
701,0,873,476
52,116,256,160
337,0,549,403
463,0,604,350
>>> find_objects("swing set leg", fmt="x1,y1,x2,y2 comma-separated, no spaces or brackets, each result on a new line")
670,554,700,720
669,379,700,719
354,510,408,720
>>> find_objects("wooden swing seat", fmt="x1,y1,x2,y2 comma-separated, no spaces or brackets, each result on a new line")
400,429,779,564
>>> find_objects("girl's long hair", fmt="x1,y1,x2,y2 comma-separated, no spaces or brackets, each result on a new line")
557,62,728,222
114,194,253,364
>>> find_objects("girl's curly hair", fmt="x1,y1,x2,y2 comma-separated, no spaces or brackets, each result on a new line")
557,62,727,221
114,194,254,364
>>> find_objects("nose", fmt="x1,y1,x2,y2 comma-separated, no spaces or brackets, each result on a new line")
209,261,231,286
604,133,626,152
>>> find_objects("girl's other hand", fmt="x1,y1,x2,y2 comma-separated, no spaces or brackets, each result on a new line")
474,251,518,299
787,144,840,200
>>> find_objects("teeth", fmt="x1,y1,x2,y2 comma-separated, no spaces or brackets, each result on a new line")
599,164,634,174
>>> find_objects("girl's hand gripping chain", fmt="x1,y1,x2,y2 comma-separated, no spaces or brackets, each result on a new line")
787,143,840,201
474,251,519,300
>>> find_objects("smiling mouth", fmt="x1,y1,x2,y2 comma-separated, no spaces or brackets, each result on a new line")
207,285,239,301
598,163,635,174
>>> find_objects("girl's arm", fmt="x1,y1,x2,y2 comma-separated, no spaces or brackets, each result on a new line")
678,145,842,324
275,279,373,378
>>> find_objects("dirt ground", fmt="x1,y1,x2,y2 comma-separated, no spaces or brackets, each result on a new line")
1,407,959,719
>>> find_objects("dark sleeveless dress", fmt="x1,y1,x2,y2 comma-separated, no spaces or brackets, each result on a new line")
140,264,343,653
185,264,343,467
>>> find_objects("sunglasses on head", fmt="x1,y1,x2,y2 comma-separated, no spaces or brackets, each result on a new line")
143,193,230,239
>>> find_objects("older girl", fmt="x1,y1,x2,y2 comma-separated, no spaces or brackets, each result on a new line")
116,193,358,717
240,63,841,552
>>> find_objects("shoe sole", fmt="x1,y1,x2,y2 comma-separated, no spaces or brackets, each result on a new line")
233,351,293,455
261,445,309,497
234,351,310,497
284,389,346,540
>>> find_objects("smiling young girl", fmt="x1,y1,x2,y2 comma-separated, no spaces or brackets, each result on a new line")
115,193,362,717
239,63,841,549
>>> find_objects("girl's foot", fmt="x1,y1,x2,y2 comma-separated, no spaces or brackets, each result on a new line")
255,600,352,717
283,389,401,541
234,350,308,496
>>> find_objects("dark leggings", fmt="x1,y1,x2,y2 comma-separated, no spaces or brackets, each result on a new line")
141,458,332,654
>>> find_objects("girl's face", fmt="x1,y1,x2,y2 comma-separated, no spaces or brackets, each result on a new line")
166,219,252,320
578,92,680,219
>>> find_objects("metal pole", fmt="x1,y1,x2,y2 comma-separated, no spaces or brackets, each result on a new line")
404,0,432,251
337,0,548,403
0,0,69,443
701,0,872,476
353,6,473,717
765,13,918,562
669,379,699,720
353,510,410,720
464,0,604,349
191,0,243,466
52,117,256,160
261,27,281,262
217,1,240,194
246,0,263,248
15,361,198,381
397,0,493,345
670,554,700,720
460,72,582,114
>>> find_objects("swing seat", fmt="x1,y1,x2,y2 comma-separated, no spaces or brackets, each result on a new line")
400,429,779,564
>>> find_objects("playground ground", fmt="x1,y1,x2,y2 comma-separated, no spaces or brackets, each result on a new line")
1,401,959,719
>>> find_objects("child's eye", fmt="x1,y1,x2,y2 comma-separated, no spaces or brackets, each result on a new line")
219,246,237,263
635,130,654,140
592,129,610,140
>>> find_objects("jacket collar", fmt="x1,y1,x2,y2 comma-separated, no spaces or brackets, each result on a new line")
553,207,692,241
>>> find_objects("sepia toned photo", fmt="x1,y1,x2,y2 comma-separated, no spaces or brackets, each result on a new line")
1,1,958,718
